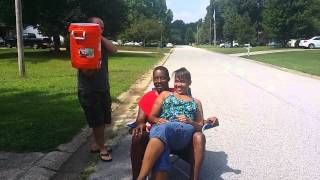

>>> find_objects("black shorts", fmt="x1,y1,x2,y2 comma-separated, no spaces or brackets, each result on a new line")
78,91,112,128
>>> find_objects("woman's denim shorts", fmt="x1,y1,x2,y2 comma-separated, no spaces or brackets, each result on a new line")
149,121,195,172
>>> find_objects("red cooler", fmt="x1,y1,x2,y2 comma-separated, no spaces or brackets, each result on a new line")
69,23,102,69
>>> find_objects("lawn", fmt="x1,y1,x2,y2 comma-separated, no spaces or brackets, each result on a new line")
0,48,161,152
197,45,287,54
244,50,320,76
117,45,171,53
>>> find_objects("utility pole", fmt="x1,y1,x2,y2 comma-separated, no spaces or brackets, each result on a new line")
159,21,163,48
15,0,25,77
197,24,199,45
209,15,212,45
213,8,217,46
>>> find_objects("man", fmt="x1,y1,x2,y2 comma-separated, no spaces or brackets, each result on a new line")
131,66,214,179
77,17,117,162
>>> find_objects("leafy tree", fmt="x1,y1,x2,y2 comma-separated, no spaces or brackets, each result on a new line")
124,17,161,45
185,27,195,44
222,7,238,44
201,0,262,45
235,14,256,44
262,0,319,44
121,0,172,44
0,0,129,51
170,20,186,44
78,0,128,37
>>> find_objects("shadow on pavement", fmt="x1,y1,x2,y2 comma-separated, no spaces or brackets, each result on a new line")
169,151,241,180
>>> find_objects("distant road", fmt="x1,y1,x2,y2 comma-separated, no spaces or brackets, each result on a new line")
166,46,320,180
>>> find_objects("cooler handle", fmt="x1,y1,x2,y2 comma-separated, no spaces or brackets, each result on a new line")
71,30,86,40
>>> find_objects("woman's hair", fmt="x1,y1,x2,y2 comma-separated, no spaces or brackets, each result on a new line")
153,66,170,79
173,67,191,83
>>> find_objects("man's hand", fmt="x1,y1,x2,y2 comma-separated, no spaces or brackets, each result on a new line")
176,115,192,124
132,123,146,137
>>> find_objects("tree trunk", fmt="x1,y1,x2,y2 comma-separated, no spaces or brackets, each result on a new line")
53,34,61,52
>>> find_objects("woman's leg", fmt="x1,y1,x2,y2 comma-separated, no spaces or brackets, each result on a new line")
137,138,165,180
168,122,195,151
152,171,168,180
189,132,206,180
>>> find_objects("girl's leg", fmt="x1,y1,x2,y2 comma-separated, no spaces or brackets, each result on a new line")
189,132,206,180
137,138,165,180
152,171,168,180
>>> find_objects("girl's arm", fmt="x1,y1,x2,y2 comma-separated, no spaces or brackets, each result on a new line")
175,99,204,131
193,99,205,131
148,91,170,125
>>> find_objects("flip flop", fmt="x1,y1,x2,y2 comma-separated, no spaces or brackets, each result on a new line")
99,152,112,162
90,146,112,153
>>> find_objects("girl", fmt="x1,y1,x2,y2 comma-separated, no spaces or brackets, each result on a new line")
137,67,205,180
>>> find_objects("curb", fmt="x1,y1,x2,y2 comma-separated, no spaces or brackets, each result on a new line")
16,48,174,180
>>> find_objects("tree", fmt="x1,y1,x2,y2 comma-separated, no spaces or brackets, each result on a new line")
124,17,161,45
0,0,129,51
185,27,195,44
262,0,319,44
222,8,238,44
121,0,172,44
200,0,263,45
235,14,256,44
170,20,186,44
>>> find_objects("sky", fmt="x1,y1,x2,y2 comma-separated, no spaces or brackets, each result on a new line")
166,0,210,23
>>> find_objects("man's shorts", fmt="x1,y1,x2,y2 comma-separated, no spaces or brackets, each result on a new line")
78,91,111,128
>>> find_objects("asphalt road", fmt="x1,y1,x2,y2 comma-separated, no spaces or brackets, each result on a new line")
90,46,320,180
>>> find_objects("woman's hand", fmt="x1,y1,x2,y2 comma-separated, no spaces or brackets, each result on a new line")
176,115,192,124
156,118,168,125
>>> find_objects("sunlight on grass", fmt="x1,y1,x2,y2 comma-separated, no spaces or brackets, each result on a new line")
244,50,320,76
197,45,282,54
0,49,161,152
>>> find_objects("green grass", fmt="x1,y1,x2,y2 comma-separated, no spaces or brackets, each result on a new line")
197,45,287,54
0,48,161,152
244,50,320,76
117,46,171,53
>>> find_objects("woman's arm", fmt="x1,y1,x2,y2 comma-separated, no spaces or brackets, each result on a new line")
148,91,169,125
194,99,205,131
175,99,204,131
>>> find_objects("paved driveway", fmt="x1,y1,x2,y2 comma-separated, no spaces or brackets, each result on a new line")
90,46,320,180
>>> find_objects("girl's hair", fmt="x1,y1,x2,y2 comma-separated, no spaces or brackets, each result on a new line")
173,67,191,83
153,66,170,79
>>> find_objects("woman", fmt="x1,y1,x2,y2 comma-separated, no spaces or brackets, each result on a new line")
137,67,205,180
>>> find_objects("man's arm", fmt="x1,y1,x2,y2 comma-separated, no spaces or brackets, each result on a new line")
79,37,117,76
132,108,147,137
102,37,117,53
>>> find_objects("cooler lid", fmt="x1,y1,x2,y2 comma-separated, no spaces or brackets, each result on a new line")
70,23,100,26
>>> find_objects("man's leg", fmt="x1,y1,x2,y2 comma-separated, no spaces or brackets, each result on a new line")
131,132,149,180
189,132,206,180
93,124,111,160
